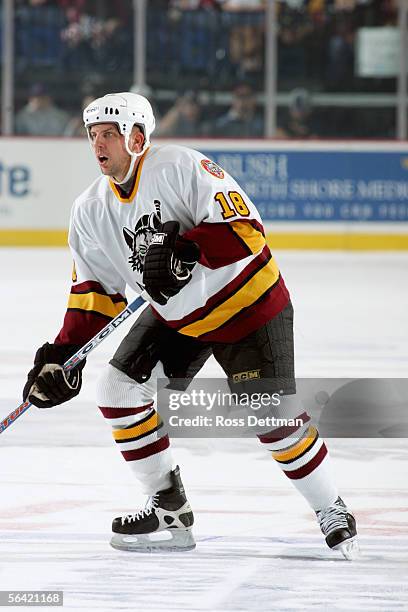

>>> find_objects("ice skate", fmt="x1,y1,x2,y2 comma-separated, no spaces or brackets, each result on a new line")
110,466,195,552
316,496,359,560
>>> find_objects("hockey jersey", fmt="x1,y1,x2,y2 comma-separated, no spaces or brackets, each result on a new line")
55,144,289,346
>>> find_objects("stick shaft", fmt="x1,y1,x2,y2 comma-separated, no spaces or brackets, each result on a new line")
0,295,146,434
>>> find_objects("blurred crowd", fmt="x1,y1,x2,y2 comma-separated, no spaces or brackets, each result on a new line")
11,0,399,139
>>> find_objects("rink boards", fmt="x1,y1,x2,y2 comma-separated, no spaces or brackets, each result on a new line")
0,138,407,249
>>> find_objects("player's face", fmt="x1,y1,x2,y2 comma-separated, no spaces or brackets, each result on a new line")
88,123,130,182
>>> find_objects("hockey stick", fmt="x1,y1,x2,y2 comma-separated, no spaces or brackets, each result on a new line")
0,294,147,434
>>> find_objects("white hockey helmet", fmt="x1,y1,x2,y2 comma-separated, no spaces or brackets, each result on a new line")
83,92,156,184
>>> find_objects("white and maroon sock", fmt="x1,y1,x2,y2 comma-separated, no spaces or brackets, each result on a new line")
96,364,173,494
99,403,173,494
258,411,338,511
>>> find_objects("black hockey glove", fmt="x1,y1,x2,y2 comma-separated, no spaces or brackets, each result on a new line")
23,342,85,409
142,221,200,306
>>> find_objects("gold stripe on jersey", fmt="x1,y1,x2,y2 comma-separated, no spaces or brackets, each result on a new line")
113,412,160,441
272,426,318,463
230,221,266,254
179,257,280,337
108,147,150,203
68,292,126,318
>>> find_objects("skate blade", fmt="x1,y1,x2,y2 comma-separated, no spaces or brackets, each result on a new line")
333,536,360,561
110,529,196,553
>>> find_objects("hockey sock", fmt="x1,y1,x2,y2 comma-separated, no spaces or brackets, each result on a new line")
258,412,338,511
99,403,173,494
96,364,174,494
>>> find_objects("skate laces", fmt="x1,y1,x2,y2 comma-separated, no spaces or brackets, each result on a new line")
121,494,159,525
317,498,349,535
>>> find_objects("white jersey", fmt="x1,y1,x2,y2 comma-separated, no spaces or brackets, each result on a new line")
56,144,289,346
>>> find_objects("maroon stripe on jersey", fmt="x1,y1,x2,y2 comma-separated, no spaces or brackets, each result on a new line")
70,281,126,303
283,444,328,480
183,220,266,269
120,435,170,462
196,275,290,343
258,412,310,444
249,218,265,236
54,309,112,345
99,404,153,419
225,223,254,258
154,245,272,331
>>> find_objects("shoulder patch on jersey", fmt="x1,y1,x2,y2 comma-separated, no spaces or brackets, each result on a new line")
201,159,225,179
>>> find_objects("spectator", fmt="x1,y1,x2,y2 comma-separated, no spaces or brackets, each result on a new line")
60,10,95,72
27,0,54,5
57,0,87,17
276,88,322,139
170,1,223,8
156,91,204,137
278,2,313,84
214,82,263,137
222,0,265,10
223,0,265,81
15,83,69,136
229,23,264,79
63,94,96,137
92,16,132,72
60,1,132,73
325,17,354,91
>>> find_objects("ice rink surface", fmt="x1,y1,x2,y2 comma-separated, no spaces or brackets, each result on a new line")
1,248,407,611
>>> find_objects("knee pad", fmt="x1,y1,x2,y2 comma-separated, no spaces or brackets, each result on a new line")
96,363,158,408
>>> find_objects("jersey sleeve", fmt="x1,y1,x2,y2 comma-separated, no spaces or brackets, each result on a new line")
54,200,127,346
181,155,267,270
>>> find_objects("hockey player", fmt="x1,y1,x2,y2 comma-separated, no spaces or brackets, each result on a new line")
23,92,358,558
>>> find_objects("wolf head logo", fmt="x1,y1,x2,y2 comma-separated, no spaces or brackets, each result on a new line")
123,200,162,272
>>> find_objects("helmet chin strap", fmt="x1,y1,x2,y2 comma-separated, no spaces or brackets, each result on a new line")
112,133,150,186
